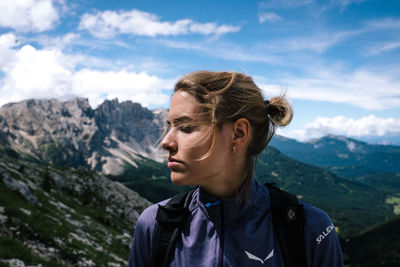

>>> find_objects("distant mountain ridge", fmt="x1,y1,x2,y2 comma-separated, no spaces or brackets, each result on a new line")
0,98,167,175
270,134,400,178
357,133,400,146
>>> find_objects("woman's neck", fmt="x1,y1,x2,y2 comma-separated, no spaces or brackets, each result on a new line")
200,167,248,198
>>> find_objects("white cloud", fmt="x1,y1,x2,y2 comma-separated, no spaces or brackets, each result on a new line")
0,36,173,108
0,33,19,69
32,33,81,50
258,12,283,23
0,0,59,32
72,69,173,107
78,9,240,38
259,68,400,110
282,115,400,141
1,44,75,103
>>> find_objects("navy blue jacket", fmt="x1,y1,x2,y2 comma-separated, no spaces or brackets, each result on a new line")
129,179,344,266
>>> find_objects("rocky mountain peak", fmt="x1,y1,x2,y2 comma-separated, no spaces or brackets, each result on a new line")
0,97,166,175
1,97,92,118
309,134,368,153
95,98,157,142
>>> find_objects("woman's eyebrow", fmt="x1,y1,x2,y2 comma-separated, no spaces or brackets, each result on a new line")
173,116,193,124
167,116,194,125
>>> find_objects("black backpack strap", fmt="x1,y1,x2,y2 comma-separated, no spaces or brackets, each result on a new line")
155,188,196,267
265,183,307,267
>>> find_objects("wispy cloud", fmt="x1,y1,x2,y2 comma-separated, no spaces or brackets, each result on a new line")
0,0,60,32
260,0,367,12
259,67,400,110
258,12,283,23
78,9,240,38
31,33,81,50
249,28,364,54
277,30,361,53
331,0,368,12
364,40,400,56
288,17,400,54
364,17,400,30
254,16,400,54
260,0,313,9
158,39,281,64
282,115,400,141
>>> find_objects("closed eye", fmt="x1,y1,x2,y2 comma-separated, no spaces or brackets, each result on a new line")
176,124,195,133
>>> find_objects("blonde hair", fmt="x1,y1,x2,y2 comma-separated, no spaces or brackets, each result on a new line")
174,71,292,196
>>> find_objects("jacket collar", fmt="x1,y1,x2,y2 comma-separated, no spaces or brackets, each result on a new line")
194,178,269,225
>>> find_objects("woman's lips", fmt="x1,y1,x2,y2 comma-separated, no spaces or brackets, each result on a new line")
168,156,183,169
168,161,182,168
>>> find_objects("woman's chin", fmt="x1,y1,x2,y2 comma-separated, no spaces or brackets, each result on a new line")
170,172,192,186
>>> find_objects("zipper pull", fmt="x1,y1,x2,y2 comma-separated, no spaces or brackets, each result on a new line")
205,200,221,208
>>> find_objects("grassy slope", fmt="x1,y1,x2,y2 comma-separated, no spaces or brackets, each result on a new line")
343,215,400,267
0,235,64,266
108,155,192,203
254,147,394,239
0,153,145,265
354,173,400,195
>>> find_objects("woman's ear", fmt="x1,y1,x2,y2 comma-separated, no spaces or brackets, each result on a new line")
232,118,251,145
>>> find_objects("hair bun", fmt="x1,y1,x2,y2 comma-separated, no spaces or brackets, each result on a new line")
267,96,292,127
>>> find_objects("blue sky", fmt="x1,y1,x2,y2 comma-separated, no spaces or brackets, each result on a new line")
0,0,399,142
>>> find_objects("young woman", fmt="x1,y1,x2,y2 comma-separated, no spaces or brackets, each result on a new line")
129,71,344,266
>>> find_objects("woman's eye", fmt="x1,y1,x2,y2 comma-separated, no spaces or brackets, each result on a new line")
177,125,194,133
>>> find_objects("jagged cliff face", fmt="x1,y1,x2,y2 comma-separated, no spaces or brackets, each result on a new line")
0,98,96,169
0,98,167,175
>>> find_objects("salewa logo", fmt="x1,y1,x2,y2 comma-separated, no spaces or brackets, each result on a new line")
316,223,335,245
244,249,274,264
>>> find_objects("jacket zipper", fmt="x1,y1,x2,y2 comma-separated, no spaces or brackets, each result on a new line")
218,200,224,267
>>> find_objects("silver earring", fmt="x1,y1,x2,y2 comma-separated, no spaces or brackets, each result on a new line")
233,146,236,154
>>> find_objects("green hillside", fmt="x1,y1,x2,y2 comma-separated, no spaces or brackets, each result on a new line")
354,173,400,195
108,155,192,203
254,147,394,238
0,153,150,266
343,215,400,267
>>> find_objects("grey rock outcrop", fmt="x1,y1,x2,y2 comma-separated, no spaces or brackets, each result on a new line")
0,98,167,175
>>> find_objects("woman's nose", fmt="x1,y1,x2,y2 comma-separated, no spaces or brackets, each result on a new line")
161,129,177,152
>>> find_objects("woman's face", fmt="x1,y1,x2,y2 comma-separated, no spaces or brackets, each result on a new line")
161,91,233,187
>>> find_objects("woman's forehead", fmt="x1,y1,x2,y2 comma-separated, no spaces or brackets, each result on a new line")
168,91,200,121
